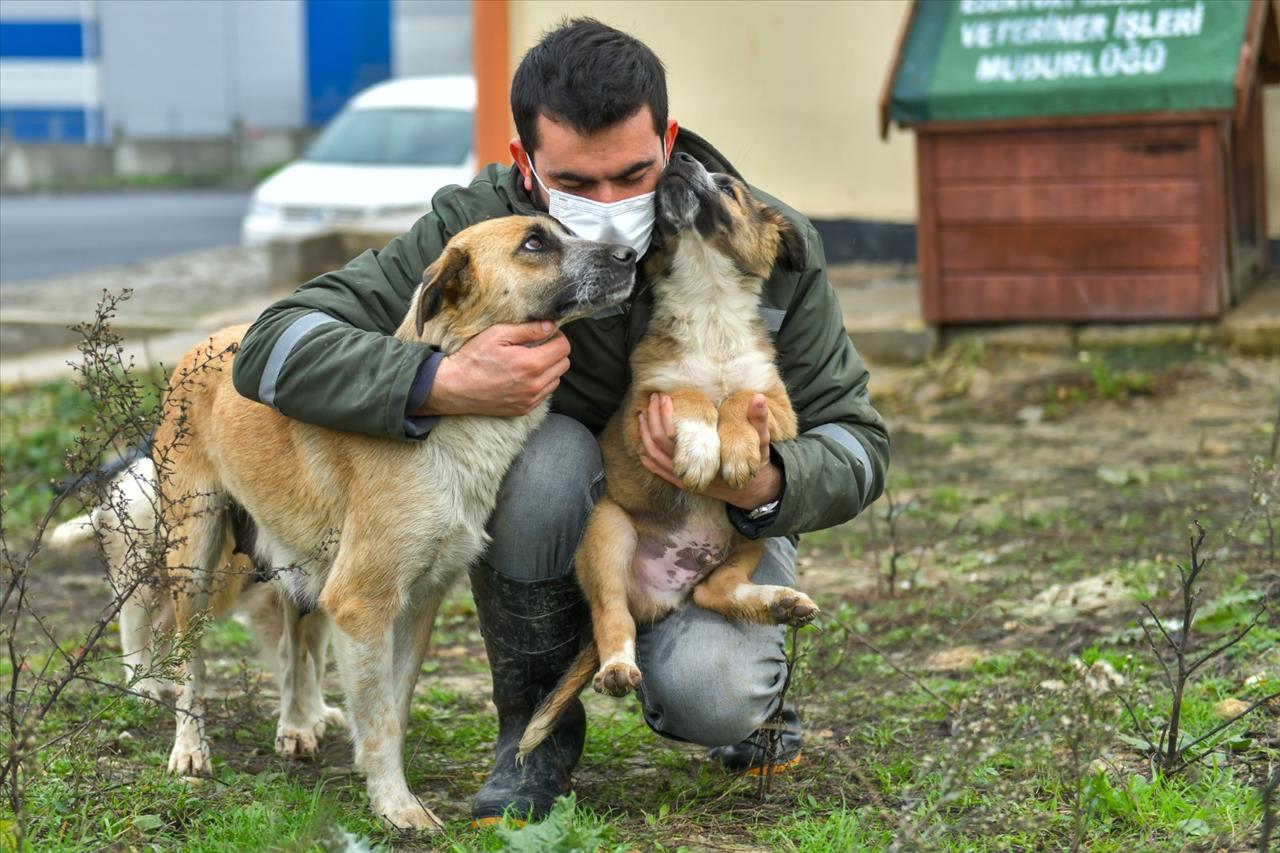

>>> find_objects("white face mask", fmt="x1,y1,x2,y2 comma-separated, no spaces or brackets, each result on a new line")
529,158,660,255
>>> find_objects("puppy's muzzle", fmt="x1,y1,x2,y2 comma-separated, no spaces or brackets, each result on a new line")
656,152,715,233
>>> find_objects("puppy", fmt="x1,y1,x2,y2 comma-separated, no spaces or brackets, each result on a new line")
154,215,635,831
519,154,819,760
49,457,332,743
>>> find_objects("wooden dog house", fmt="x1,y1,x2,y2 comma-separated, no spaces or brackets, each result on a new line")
881,0,1279,325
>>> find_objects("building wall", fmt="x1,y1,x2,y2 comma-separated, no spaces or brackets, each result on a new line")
395,0,471,78
509,0,1279,238
0,0,104,142
1,0,472,142
508,0,919,223
98,0,305,138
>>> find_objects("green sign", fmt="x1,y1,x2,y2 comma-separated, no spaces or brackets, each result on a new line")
890,0,1252,125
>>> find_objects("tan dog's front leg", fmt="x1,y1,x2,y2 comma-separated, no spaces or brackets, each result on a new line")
575,498,642,696
692,540,819,626
717,388,798,489
323,563,440,832
661,389,721,491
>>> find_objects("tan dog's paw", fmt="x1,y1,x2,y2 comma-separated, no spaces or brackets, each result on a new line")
375,796,444,832
593,660,643,697
673,420,720,491
275,724,320,758
768,590,820,626
167,738,211,777
719,437,762,490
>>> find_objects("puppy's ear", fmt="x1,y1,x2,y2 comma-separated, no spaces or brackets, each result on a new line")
416,245,468,336
775,218,807,271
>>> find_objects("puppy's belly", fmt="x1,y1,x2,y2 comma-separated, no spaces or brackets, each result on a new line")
631,506,733,614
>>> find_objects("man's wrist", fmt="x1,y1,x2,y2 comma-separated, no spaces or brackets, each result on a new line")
726,461,783,510
418,356,456,416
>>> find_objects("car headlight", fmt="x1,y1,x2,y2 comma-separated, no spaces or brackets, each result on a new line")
250,201,278,218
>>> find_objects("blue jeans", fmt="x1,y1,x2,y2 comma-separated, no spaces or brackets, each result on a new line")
483,414,793,746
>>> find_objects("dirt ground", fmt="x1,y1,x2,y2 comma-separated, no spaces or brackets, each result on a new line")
11,341,1280,850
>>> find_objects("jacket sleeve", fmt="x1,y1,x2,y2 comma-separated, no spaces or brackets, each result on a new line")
231,213,451,439
763,225,890,537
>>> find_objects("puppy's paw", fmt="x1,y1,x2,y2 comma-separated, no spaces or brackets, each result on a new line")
167,738,211,777
593,660,643,697
719,436,762,490
374,796,443,832
768,589,820,627
275,724,320,758
673,420,720,491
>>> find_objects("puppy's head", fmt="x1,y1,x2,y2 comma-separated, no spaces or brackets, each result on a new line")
654,152,805,280
399,215,636,349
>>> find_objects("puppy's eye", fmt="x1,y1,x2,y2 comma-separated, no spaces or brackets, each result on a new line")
718,182,735,198
523,236,544,252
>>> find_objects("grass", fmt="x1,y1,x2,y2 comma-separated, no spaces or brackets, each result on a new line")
5,345,1279,850
17,163,287,194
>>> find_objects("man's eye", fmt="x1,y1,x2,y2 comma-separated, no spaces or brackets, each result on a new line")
523,236,544,251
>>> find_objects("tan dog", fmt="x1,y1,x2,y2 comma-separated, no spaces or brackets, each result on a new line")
519,154,819,760
154,215,636,831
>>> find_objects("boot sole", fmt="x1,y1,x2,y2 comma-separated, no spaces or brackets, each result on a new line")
738,752,803,777
469,781,573,829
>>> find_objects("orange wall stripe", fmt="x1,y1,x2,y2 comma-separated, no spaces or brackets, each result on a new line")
473,0,510,168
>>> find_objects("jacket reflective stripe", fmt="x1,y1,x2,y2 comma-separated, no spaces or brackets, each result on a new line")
760,307,785,332
259,311,341,408
805,423,874,506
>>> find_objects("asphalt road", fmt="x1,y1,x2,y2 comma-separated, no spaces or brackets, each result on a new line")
0,190,252,286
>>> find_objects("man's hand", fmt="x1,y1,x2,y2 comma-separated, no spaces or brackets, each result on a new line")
637,392,783,510
419,322,570,416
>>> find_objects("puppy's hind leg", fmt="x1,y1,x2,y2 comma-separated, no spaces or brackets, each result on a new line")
693,539,818,627
577,498,642,696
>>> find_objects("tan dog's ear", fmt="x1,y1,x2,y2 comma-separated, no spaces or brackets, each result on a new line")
416,245,469,336
775,216,807,271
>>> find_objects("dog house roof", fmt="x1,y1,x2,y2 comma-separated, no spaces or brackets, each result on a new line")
880,0,1279,137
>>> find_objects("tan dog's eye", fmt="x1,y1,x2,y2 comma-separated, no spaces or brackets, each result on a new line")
718,182,735,198
523,236,545,252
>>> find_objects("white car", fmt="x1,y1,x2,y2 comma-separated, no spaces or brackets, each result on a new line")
241,75,476,245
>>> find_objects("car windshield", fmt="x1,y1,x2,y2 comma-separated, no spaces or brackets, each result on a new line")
305,107,472,166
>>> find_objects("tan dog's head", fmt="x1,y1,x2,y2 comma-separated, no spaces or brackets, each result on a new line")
653,152,805,281
398,215,636,350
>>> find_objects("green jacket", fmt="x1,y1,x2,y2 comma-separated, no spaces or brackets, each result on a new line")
231,130,889,537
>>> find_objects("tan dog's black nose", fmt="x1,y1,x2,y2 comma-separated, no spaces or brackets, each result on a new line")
611,246,637,266
675,151,697,165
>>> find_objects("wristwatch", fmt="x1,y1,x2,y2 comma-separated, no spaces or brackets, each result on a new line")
746,498,781,520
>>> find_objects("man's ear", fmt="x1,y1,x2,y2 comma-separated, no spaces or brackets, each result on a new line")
416,245,468,336
775,217,807,271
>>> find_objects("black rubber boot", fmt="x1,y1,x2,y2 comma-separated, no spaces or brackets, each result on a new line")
469,564,589,825
708,707,804,776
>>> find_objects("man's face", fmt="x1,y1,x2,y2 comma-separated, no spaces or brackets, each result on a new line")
511,107,678,207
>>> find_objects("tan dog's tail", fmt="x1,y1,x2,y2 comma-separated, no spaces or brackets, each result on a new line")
517,643,599,763
49,514,97,550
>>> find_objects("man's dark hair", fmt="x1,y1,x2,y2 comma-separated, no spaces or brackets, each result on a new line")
511,18,668,153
